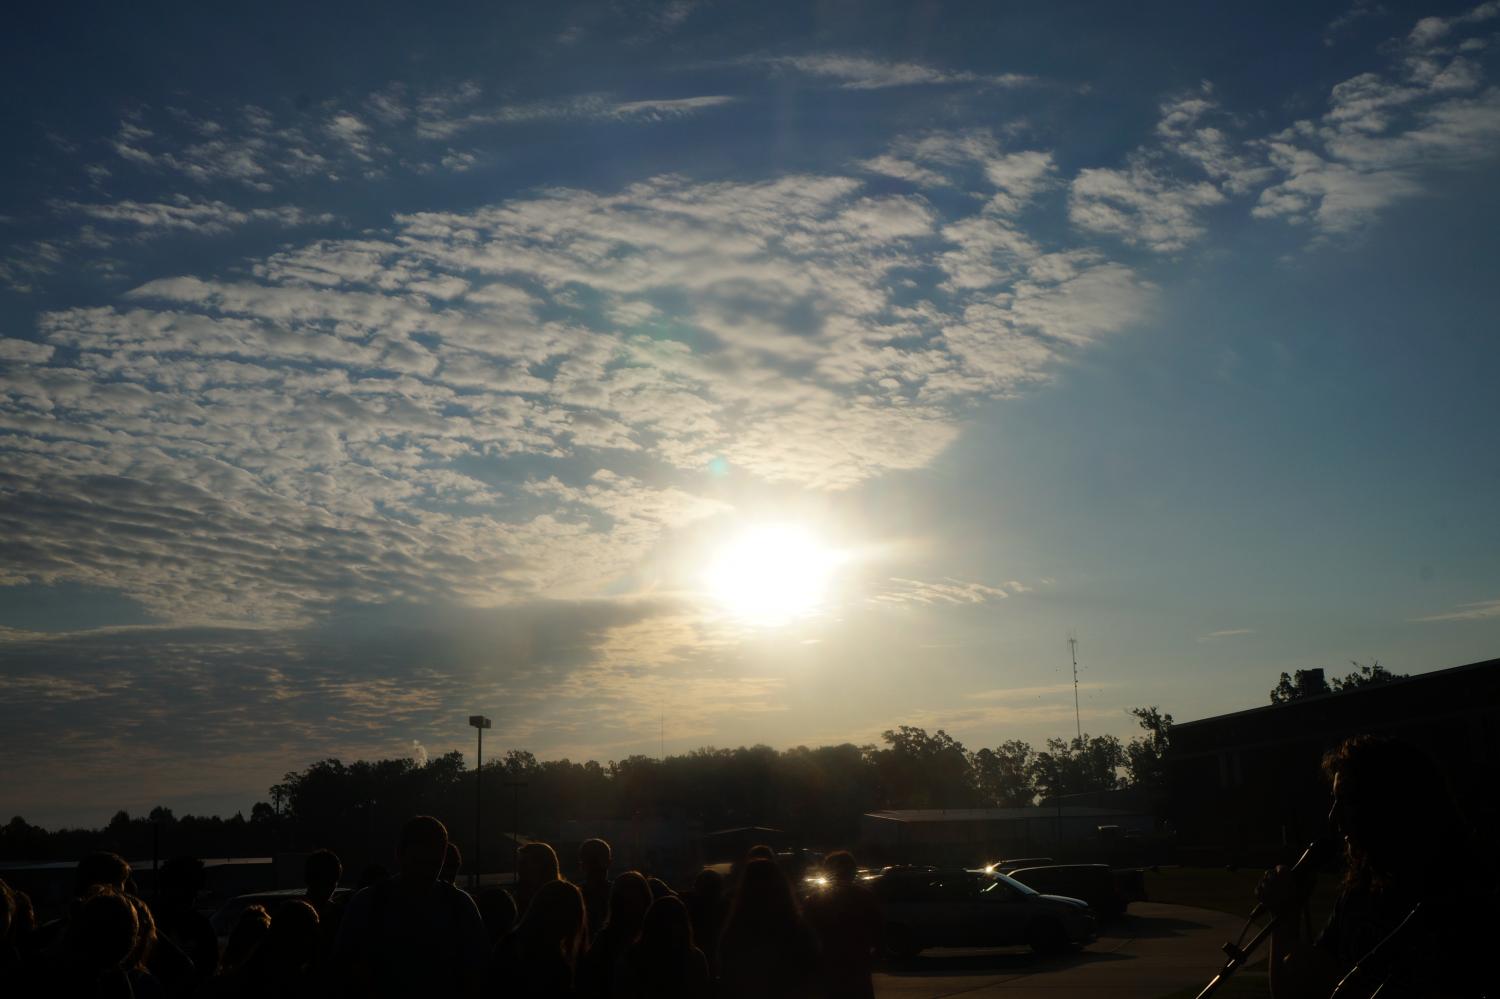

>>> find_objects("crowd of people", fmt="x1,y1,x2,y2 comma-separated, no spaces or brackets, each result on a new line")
0,817,881,998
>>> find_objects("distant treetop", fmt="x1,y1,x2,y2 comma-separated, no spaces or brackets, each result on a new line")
1269,660,1406,704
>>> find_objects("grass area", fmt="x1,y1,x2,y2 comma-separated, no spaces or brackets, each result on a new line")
1144,866,1340,932
1155,972,1268,999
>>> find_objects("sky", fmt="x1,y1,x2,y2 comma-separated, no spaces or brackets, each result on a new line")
2,0,1499,828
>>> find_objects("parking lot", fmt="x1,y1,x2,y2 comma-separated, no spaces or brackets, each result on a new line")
874,903,1250,999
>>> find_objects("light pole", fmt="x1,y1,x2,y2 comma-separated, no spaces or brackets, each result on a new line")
468,715,491,891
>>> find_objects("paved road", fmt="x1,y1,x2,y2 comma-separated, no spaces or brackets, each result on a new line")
874,903,1253,999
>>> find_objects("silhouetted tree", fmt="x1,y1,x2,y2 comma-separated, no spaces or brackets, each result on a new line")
1331,659,1406,691
969,740,1036,806
1270,667,1331,704
1271,661,1405,704
1124,706,1173,792
869,727,977,808
1028,734,1124,799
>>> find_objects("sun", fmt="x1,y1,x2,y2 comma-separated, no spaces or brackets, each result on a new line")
703,524,840,624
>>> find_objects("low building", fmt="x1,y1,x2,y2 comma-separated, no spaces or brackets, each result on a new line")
859,806,1154,865
1166,656,1500,863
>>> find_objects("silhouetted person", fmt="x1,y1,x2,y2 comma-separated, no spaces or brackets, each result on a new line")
304,849,342,916
490,878,588,998
442,842,463,886
578,838,613,936
476,886,518,947
646,878,673,902
219,904,271,977
153,856,218,986
579,871,651,999
716,859,818,999
302,847,344,983
1258,735,1494,998
244,900,321,998
334,815,488,998
803,851,880,999
679,869,724,975
0,878,20,976
28,851,132,986
514,842,562,919
621,895,709,999
59,886,138,998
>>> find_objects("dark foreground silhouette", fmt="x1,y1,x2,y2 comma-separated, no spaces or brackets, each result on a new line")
4,735,1494,998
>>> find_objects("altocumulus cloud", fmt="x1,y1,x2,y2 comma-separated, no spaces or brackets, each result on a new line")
1,149,1156,628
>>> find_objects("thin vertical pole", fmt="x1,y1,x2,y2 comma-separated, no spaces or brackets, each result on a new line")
475,725,482,891
1068,634,1082,742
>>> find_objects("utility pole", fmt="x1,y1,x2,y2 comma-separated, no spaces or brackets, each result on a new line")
468,715,491,891
1067,633,1082,743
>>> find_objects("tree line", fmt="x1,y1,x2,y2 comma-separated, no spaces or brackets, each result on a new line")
1,708,1173,866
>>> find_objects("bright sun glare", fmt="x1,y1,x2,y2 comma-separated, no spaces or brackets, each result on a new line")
703,524,840,625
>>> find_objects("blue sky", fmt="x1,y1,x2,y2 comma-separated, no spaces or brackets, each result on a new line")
2,0,1498,827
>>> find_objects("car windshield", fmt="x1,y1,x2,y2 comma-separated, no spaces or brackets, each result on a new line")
981,872,1038,896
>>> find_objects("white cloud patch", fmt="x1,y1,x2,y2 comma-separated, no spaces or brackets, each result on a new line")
768,54,1033,91
1069,160,1226,253
1413,597,1500,622
56,196,336,239
1255,3,1500,235
873,577,1030,606
1200,628,1254,641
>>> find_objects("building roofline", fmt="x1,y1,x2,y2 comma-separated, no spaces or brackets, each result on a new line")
1174,656,1500,730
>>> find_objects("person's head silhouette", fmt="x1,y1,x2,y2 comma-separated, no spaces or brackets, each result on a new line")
639,894,694,954
157,856,204,910
516,841,561,906
521,879,588,966
579,838,611,883
605,871,652,936
396,815,448,883
263,899,320,972
303,848,342,907
1323,735,1464,890
74,852,130,899
825,850,858,885
67,886,138,975
221,904,270,974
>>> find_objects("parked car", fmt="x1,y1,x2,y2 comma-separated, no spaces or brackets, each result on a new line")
868,866,1095,958
1003,864,1128,920
989,857,1054,874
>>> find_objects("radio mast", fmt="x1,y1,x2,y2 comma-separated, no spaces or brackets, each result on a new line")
1067,632,1082,742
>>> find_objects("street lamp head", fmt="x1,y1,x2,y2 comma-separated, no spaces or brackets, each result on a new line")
469,715,491,729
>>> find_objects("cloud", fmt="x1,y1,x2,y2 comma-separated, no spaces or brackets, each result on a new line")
0,160,1151,626
767,54,1033,91
102,86,735,189
1413,597,1500,622
0,597,765,825
0,339,56,363
55,196,336,239
397,88,736,140
1254,4,1500,236
1069,161,1226,253
873,577,1030,606
1407,1,1499,48
1200,628,1254,640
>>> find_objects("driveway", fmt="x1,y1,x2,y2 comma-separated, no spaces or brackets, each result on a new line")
874,902,1252,998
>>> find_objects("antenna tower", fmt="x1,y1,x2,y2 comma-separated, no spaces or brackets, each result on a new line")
1067,632,1082,742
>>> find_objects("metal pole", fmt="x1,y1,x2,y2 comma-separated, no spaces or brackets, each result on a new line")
475,724,482,891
